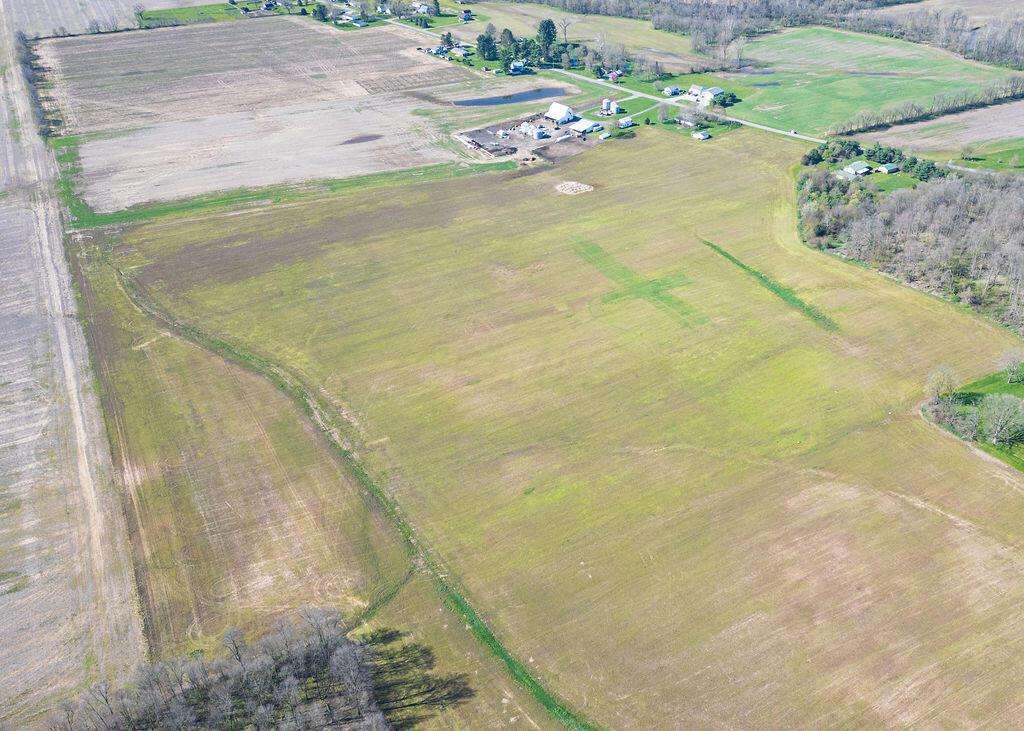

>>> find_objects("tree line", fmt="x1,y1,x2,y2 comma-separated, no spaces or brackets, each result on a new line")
47,608,473,730
799,159,1024,330
827,75,1024,135
508,0,1024,71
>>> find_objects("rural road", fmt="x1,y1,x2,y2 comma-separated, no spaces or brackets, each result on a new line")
389,18,826,144
0,0,143,723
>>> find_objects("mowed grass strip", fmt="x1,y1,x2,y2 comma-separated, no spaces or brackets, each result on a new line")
702,239,838,330
575,239,702,327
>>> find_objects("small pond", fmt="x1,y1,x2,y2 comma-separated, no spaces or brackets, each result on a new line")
453,87,567,106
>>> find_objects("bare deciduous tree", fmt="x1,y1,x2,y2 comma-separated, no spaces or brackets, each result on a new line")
981,393,1024,443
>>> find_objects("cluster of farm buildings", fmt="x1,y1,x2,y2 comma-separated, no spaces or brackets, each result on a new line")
836,160,900,180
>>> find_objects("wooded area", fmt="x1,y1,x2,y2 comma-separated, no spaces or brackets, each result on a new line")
46,609,473,730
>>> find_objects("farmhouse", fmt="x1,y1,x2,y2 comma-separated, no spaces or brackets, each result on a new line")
663,85,681,97
458,9,472,20
843,160,872,176
684,85,725,106
509,60,527,75
449,47,471,58
876,162,900,174
545,102,575,124
618,116,634,128
570,119,603,136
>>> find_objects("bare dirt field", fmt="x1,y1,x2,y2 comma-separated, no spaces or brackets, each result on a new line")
37,18,490,211
9,0,212,38
0,18,143,725
860,98,1024,151
875,0,1022,25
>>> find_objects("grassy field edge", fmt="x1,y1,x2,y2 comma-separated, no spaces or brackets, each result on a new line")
113,268,599,730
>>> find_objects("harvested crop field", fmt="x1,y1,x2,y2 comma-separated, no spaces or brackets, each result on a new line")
875,0,1018,25
103,127,1024,727
860,98,1024,152
9,0,212,37
37,18,488,211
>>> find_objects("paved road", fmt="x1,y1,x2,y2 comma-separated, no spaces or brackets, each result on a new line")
0,0,143,723
547,68,826,143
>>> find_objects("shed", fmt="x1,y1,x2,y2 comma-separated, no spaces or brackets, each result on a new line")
544,102,575,124
692,131,710,140
618,116,633,128
663,85,681,96
842,160,871,176
877,163,899,174
570,119,603,135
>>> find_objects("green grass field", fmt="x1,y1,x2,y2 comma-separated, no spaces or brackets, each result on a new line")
957,138,1024,171
721,27,1012,135
96,128,1024,727
71,226,553,729
138,2,242,26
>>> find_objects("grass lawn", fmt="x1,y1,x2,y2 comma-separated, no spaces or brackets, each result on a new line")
721,26,1012,135
954,372,1024,472
957,138,1024,172
869,171,919,192
101,129,1024,727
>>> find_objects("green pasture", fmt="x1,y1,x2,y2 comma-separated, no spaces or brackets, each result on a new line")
958,138,1024,171
722,27,1012,134
103,129,1024,727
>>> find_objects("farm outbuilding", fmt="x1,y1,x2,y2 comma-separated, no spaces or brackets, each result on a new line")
692,130,710,140
843,160,872,176
663,85,681,96
876,163,900,174
545,102,575,124
619,117,634,128
570,119,603,135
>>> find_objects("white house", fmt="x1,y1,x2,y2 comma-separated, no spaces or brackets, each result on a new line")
544,102,575,124
699,86,724,106
618,116,633,129
683,85,725,106
508,60,526,74
570,119,603,135
692,130,710,140
663,85,681,96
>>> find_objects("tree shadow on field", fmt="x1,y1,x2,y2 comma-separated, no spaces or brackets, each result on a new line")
366,628,475,728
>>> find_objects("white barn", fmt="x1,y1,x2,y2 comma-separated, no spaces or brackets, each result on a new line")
544,102,575,124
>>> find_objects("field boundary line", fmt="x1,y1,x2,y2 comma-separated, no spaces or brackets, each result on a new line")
701,239,839,330
112,268,599,731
